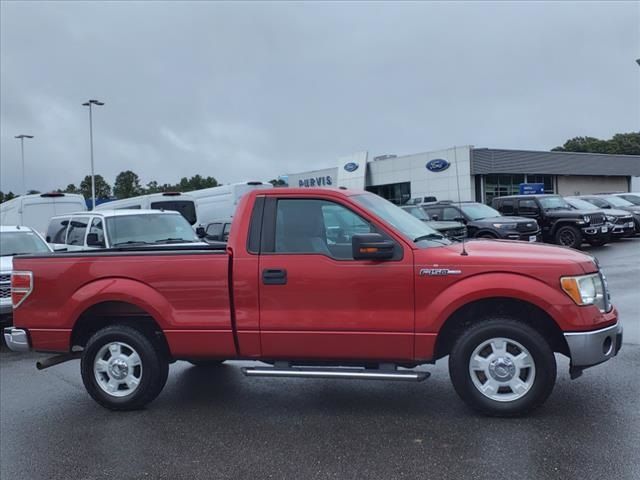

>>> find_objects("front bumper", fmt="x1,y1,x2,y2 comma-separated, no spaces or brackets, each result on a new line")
3,327,30,352
0,302,12,316
564,321,623,368
581,224,608,237
505,231,541,242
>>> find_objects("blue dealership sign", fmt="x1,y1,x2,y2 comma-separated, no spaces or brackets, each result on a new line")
519,183,544,195
343,162,359,172
426,159,450,173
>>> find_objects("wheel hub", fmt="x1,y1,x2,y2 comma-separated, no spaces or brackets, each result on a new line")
109,358,129,380
488,357,516,381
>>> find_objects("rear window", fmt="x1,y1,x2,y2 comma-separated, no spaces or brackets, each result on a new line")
47,217,70,243
150,200,197,225
66,217,89,245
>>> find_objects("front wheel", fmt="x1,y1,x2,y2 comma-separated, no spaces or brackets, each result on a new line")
80,325,169,410
448,318,556,416
555,225,582,248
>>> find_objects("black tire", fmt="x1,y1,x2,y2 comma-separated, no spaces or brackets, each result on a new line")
448,318,556,417
477,232,498,239
81,325,169,411
554,225,582,249
187,359,225,367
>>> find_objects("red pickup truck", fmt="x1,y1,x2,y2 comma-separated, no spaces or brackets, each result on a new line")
5,188,622,416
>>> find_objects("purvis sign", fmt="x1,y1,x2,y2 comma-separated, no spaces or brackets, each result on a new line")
426,159,450,173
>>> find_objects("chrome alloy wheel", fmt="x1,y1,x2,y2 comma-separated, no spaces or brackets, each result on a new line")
468,337,536,402
93,341,143,397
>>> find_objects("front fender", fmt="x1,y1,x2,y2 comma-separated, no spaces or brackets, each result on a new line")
64,277,175,329
419,272,577,334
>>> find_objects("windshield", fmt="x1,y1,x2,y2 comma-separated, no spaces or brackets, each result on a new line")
538,196,571,210
352,193,451,246
460,203,500,220
0,231,51,256
620,194,640,205
566,198,598,211
603,196,633,207
106,214,199,246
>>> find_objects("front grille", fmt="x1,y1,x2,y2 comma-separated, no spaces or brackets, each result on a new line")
614,216,633,225
0,287,10,299
0,274,10,284
516,222,538,232
444,227,467,240
587,213,605,226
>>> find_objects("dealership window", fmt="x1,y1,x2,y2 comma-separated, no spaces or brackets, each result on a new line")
483,174,554,204
366,182,411,205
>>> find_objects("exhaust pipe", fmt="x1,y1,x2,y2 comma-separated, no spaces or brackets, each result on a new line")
36,352,81,370
242,366,429,382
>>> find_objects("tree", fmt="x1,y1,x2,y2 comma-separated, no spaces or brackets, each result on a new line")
113,170,143,199
269,178,287,187
80,175,111,199
175,175,218,192
63,184,81,194
145,180,160,194
27,190,41,195
552,132,640,155
0,191,17,203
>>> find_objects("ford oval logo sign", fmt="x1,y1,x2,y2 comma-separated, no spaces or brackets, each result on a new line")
426,159,450,173
344,162,359,172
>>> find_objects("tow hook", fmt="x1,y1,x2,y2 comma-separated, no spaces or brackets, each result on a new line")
36,352,82,370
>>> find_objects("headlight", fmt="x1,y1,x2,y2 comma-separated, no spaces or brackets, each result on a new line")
606,215,616,222
492,223,517,229
561,273,607,312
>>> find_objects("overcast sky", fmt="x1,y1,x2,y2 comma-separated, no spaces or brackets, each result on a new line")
1,1,638,193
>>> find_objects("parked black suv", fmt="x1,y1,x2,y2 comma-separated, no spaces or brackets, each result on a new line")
492,194,609,249
421,201,541,242
576,194,640,235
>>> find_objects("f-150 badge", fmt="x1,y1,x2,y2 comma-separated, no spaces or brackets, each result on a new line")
419,268,462,276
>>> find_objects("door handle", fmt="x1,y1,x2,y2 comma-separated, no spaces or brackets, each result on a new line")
262,268,287,285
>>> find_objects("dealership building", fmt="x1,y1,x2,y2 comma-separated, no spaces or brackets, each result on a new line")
286,146,640,205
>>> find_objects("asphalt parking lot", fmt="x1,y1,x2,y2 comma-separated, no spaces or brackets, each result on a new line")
1,239,639,480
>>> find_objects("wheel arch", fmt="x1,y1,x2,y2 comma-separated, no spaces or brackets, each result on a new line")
434,297,569,360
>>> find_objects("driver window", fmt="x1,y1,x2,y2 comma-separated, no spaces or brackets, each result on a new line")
274,199,373,259
89,218,106,247
441,207,460,221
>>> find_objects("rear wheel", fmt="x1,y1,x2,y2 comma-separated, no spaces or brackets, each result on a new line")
555,225,582,248
80,325,169,410
448,318,556,416
477,232,498,239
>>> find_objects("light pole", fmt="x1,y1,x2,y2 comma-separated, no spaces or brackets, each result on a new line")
82,99,104,209
14,134,34,194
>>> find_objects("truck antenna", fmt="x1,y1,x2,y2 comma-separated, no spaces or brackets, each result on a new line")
453,146,469,256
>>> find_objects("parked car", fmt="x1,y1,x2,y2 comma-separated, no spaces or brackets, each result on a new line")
0,192,86,236
95,192,199,227
576,195,640,234
401,205,467,241
565,197,635,239
611,192,640,206
45,209,203,250
492,194,609,249
0,225,52,326
420,201,540,242
204,218,233,242
5,188,622,416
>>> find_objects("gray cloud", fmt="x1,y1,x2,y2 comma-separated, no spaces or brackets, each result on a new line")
1,1,639,193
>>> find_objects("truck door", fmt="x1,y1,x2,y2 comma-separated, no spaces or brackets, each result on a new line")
258,197,415,362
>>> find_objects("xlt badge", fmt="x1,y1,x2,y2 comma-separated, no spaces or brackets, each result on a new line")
419,268,462,276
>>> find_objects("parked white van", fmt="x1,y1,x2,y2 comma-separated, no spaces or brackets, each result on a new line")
0,193,87,236
187,181,272,224
95,192,198,227
45,209,203,250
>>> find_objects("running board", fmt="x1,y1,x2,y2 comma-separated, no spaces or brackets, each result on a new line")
241,366,429,382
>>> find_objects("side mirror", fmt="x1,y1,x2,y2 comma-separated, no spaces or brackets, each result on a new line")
196,226,206,238
86,233,104,247
352,233,395,260
431,214,439,221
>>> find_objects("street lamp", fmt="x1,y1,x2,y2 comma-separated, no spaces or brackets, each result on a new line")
82,99,105,209
14,134,34,194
